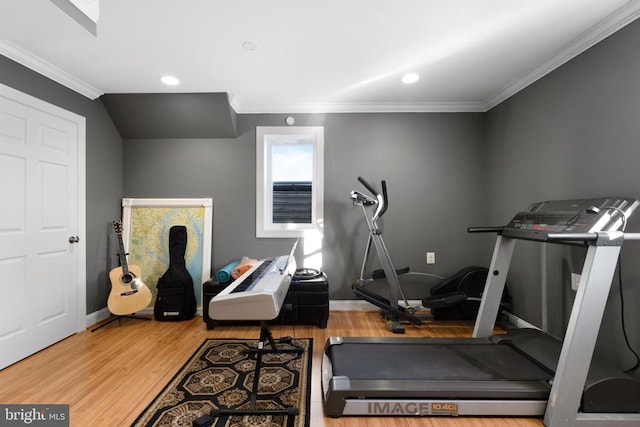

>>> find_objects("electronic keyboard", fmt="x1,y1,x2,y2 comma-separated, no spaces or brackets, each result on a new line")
209,242,297,320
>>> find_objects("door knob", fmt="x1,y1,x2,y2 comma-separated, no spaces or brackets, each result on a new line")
68,236,80,243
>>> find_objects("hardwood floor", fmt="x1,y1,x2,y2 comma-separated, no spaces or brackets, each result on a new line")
0,311,544,427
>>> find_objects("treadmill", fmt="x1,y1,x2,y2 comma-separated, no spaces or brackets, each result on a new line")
322,197,640,426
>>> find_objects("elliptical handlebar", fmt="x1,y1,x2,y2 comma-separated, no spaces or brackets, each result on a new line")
357,176,389,220
357,176,378,195
379,181,389,218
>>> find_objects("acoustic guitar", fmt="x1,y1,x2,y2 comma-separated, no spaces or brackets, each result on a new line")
107,221,152,315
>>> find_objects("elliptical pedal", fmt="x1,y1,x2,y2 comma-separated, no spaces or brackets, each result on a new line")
386,319,405,334
353,282,422,331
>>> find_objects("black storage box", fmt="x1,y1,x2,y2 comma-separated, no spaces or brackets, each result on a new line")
278,270,329,328
202,280,226,330
203,269,329,329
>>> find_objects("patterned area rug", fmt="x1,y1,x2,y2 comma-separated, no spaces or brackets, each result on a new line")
132,337,312,427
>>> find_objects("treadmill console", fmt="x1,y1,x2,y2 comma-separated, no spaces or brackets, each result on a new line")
502,197,638,241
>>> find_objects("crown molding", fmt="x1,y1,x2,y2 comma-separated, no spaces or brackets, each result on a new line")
0,40,103,100
232,100,487,114
484,1,640,111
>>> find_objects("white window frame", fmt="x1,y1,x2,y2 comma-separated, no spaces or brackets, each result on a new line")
256,126,324,238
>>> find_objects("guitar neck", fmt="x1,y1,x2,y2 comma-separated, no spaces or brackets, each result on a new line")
115,233,130,276
112,220,137,277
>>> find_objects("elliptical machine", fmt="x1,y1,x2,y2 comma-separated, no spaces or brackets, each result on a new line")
351,177,460,333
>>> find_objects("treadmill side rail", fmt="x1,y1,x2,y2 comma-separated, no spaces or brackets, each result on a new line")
342,399,547,417
574,413,640,426
323,375,351,418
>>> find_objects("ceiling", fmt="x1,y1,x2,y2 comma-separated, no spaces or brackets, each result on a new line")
1,0,640,113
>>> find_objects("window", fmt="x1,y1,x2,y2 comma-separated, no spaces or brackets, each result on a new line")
256,126,324,238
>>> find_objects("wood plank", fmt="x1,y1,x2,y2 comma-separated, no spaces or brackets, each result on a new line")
0,311,543,427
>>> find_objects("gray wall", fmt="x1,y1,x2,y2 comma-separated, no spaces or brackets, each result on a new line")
123,113,491,300
0,56,124,314
486,19,640,370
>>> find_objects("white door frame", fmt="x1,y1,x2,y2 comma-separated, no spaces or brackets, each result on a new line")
0,82,86,334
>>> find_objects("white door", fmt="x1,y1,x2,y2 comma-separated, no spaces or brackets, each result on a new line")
0,83,86,370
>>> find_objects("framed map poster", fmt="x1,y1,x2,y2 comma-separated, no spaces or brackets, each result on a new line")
122,198,213,309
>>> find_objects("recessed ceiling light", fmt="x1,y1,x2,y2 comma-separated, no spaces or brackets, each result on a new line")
401,73,419,84
242,41,257,51
161,75,180,86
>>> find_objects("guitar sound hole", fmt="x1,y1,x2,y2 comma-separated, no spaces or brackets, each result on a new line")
121,274,133,284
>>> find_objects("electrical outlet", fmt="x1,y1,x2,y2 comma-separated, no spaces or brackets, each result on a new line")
426,252,436,264
571,273,581,291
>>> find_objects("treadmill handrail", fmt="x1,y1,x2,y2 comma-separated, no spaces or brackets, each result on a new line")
545,232,598,241
468,227,634,245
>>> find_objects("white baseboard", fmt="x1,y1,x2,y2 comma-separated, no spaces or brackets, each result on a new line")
329,300,377,311
85,307,111,328
328,299,424,311
86,299,426,326
85,306,204,328
85,307,154,328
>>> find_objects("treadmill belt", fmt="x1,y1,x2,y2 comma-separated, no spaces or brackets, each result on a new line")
329,341,552,382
